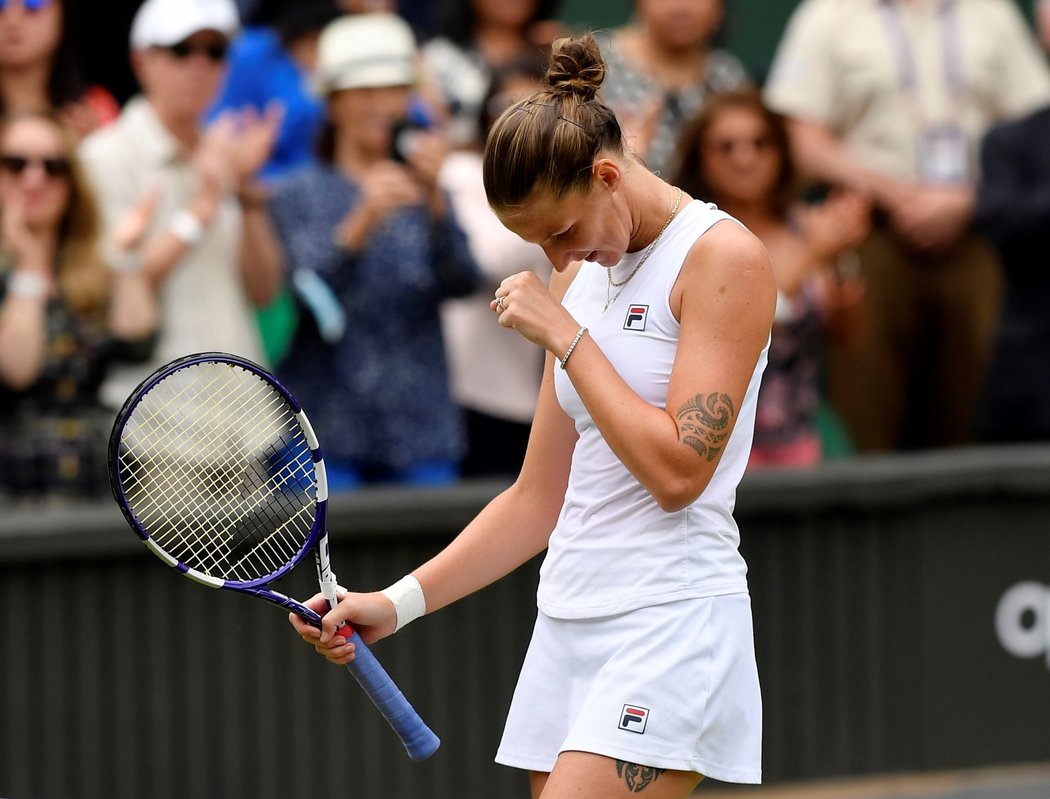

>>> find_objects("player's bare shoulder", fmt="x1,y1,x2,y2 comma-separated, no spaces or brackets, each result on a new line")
676,219,776,326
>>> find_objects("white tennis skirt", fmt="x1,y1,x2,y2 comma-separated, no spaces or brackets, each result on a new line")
495,593,762,784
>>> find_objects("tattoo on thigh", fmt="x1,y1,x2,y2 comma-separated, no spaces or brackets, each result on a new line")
676,393,736,462
615,760,665,793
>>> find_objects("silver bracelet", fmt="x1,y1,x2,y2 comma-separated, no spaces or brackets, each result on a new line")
380,574,426,633
559,326,587,370
7,271,48,300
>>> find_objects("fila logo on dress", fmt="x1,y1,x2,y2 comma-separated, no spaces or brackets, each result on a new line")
619,704,650,734
624,304,649,331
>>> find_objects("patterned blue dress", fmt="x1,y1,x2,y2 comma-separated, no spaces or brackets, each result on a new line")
268,162,481,482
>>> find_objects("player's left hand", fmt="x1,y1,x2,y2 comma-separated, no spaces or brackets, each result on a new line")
492,271,581,356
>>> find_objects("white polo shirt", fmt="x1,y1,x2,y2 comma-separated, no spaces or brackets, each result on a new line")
80,96,264,407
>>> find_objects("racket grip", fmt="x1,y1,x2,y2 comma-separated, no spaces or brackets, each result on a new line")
344,630,441,761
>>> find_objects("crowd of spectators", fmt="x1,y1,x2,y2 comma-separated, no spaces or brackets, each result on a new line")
2,0,1049,503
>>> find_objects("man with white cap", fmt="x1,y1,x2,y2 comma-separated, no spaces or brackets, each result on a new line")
80,0,282,407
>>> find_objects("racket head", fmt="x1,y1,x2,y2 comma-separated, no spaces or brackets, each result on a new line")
109,352,329,590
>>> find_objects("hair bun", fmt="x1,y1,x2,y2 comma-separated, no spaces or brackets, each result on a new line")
544,35,606,101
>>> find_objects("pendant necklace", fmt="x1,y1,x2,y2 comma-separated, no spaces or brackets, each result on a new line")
604,186,683,313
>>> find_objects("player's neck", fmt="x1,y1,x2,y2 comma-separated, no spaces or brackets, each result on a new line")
627,174,683,253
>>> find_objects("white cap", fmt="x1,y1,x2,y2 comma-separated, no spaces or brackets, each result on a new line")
130,0,240,50
315,13,417,94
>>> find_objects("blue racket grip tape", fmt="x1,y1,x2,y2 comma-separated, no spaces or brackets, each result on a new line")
344,630,441,761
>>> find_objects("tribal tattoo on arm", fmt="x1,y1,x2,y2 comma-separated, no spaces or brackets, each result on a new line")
615,760,665,793
675,393,736,462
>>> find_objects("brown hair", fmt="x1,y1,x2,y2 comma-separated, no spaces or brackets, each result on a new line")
671,89,797,218
482,34,625,212
0,111,110,316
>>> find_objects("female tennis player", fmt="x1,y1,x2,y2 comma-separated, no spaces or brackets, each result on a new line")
290,33,775,798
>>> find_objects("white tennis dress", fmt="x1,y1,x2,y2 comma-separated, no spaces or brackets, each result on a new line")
496,200,766,782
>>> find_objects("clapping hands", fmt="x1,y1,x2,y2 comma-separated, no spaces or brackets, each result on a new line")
195,103,284,200
796,189,872,263
1,195,51,273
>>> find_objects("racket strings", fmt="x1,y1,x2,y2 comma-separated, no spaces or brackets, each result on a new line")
117,362,319,582
128,383,310,577
124,378,290,539
124,376,299,562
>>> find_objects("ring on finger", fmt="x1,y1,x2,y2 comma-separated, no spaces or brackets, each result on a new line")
496,296,506,313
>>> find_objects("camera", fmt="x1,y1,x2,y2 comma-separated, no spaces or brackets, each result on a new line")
389,118,429,163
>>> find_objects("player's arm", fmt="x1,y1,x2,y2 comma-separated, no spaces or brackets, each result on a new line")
558,222,775,512
312,335,577,649
308,266,580,652
413,352,576,614
409,263,581,612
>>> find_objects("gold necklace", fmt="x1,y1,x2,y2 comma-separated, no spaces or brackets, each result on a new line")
604,186,683,313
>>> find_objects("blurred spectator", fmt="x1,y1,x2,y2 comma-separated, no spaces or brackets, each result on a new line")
764,0,1050,451
421,0,562,147
339,0,397,12
246,13,481,489
440,53,550,478
208,0,341,181
0,0,118,139
673,90,870,468
206,0,343,366
973,0,1050,443
599,0,750,178
0,111,156,502
79,0,282,409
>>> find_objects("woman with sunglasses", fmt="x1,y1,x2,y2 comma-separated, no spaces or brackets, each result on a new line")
0,110,157,501
0,0,118,138
672,90,871,468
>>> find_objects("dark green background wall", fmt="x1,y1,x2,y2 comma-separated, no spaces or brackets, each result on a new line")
4,446,1050,798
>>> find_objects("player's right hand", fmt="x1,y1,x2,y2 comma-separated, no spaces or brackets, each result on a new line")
289,591,397,666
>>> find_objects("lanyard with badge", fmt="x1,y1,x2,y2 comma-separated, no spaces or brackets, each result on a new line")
880,0,971,184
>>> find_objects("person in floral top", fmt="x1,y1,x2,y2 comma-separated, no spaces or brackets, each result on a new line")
673,90,870,467
247,13,481,488
0,111,156,501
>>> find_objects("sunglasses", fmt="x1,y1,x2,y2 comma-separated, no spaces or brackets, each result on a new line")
0,0,53,11
0,154,71,178
164,40,228,62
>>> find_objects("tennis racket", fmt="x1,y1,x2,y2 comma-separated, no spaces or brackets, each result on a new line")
108,351,441,762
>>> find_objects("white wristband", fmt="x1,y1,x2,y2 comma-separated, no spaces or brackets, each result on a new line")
169,209,204,246
7,271,48,299
380,575,426,633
